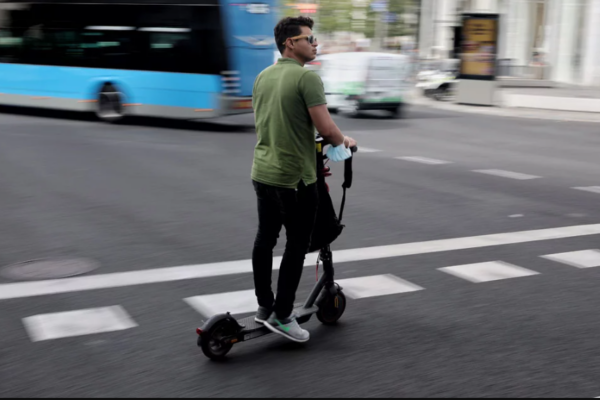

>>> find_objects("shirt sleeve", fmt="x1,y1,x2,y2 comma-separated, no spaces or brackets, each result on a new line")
298,71,328,108
252,74,260,109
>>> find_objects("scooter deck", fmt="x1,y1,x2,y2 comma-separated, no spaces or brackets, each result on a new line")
236,305,320,342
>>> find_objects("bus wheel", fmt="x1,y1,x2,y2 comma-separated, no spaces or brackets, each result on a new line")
97,85,125,123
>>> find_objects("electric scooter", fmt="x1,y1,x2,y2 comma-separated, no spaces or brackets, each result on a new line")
196,137,358,361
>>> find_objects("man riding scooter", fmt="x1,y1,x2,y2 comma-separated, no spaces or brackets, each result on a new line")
251,16,357,343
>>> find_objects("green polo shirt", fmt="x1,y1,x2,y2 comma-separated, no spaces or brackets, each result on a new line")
251,58,328,189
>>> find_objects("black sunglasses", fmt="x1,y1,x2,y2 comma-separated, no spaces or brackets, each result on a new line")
283,35,317,45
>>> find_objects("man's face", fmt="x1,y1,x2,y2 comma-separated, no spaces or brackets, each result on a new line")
291,26,318,62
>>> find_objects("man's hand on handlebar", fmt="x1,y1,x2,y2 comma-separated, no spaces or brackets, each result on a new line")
319,134,357,149
344,136,357,149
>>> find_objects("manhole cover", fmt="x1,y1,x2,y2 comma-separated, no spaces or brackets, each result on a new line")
0,258,100,281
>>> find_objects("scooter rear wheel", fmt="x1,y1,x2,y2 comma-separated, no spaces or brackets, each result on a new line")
317,290,347,325
200,319,237,361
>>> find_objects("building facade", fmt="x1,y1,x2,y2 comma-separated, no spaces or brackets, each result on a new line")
418,0,600,86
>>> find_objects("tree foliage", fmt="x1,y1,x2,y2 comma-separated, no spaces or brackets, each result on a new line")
280,0,418,38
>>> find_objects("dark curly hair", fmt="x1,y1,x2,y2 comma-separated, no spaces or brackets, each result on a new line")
274,16,314,55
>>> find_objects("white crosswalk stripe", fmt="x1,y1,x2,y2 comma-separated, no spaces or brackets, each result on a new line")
338,274,423,299
396,156,453,165
472,169,541,180
541,249,600,269
23,306,137,342
439,261,540,283
573,186,600,194
357,147,383,153
185,290,257,317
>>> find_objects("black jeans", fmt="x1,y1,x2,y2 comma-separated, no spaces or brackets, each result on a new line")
252,180,319,319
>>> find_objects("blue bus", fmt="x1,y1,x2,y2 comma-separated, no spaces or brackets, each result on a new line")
0,0,277,121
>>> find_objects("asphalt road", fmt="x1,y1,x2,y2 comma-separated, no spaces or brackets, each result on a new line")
1,105,600,398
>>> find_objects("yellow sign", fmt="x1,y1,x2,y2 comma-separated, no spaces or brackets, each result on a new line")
460,17,498,77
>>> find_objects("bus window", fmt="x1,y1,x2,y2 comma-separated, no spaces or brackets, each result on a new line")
140,30,194,73
73,4,136,69
190,6,228,75
51,28,85,66
22,24,54,65
0,29,23,63
136,5,227,75
81,27,134,70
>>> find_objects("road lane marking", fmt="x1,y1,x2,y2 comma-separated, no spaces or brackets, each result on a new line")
395,156,452,165
542,249,600,269
472,169,541,180
573,187,600,194
23,306,137,342
185,290,257,317
439,261,539,283
338,274,423,299
357,147,383,153
2,224,600,300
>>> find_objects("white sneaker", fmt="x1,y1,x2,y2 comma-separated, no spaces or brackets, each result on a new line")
264,313,310,343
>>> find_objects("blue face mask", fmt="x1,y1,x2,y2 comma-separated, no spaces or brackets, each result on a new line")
326,143,353,162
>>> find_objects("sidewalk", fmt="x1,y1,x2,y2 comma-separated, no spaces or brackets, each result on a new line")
409,83,600,123
500,85,600,113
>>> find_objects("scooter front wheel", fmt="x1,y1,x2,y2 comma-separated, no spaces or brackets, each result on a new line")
317,290,347,325
199,318,237,361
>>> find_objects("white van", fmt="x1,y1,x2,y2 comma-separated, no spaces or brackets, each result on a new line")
312,52,412,118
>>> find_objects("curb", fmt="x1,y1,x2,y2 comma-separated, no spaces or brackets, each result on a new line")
408,93,600,124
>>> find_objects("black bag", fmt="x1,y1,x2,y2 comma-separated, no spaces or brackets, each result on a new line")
308,153,354,253
308,179,345,253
